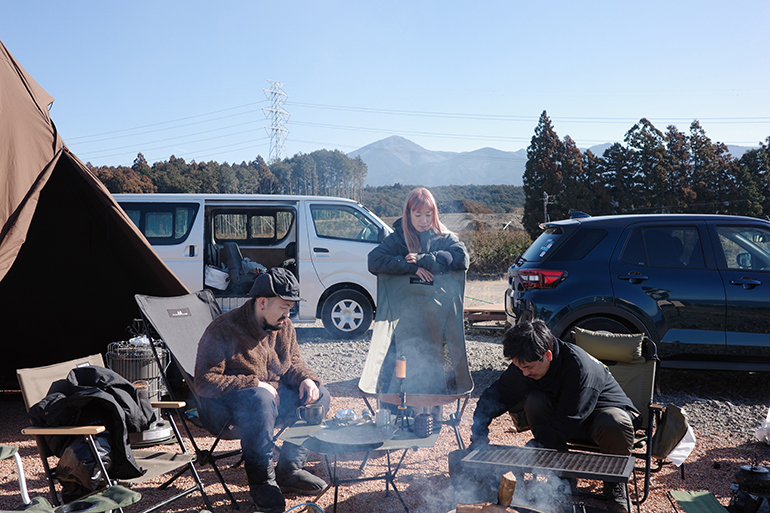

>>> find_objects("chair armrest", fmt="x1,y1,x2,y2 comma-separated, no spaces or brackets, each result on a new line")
650,403,665,412
22,425,107,436
151,400,186,409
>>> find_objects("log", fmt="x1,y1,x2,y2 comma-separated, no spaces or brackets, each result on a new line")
497,471,517,506
456,471,518,513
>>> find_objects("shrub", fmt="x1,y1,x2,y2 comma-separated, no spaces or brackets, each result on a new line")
460,229,532,275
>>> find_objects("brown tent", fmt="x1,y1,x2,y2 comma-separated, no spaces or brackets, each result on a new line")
0,40,188,387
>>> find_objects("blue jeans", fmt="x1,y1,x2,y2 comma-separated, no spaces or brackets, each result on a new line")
199,383,331,464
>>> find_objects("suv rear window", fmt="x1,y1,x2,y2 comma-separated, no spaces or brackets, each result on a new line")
548,228,607,261
521,227,565,263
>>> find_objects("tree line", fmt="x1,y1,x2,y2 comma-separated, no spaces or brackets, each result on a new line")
90,150,525,216
90,149,369,201
522,111,770,238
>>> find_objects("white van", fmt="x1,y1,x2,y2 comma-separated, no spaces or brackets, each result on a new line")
113,193,391,338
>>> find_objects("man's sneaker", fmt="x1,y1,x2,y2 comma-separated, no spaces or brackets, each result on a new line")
604,481,629,513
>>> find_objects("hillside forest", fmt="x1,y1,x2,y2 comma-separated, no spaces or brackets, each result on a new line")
91,112,770,241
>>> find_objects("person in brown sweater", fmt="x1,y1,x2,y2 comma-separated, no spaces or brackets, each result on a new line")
195,267,331,513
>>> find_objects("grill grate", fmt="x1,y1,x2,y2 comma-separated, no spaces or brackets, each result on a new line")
461,446,635,482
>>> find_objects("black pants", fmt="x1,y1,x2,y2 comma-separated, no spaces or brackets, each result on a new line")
524,389,636,455
200,384,331,464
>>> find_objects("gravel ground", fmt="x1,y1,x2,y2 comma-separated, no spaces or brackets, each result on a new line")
1,282,769,512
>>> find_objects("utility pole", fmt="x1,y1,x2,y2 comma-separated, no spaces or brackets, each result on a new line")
543,191,552,223
263,80,290,163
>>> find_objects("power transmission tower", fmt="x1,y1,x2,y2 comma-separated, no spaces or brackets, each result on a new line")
263,80,290,163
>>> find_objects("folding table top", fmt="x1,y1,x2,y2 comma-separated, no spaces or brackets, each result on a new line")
279,420,440,454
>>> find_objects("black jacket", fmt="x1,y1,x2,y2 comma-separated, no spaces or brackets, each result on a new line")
368,217,469,276
471,337,639,449
29,366,155,479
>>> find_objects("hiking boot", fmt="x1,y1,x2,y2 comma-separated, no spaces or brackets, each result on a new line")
604,481,629,513
276,442,327,494
245,460,285,513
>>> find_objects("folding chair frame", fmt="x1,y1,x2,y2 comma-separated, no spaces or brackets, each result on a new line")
565,334,669,506
0,445,32,505
17,355,213,513
135,290,244,509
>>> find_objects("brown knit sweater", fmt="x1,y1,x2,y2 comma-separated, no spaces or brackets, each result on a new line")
194,298,320,399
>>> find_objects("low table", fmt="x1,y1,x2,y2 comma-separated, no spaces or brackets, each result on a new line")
279,420,441,513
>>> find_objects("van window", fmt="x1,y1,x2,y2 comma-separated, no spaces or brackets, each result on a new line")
212,209,294,246
310,205,380,242
120,202,199,245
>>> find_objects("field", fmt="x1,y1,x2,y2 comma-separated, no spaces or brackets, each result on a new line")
382,209,525,234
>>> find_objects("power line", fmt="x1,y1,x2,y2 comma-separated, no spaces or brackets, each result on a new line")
67,101,268,142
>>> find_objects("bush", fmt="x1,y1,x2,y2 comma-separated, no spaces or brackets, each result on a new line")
460,229,532,275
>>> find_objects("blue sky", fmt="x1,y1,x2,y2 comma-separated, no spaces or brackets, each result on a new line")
2,1,769,167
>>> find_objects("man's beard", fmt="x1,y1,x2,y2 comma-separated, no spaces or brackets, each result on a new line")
262,318,285,332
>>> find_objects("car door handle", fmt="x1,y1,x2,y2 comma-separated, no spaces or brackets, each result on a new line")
313,247,329,253
730,278,762,290
618,273,648,284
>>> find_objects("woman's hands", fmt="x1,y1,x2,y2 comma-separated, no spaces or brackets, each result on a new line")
407,252,435,282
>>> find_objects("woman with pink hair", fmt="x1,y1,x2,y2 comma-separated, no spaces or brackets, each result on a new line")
368,187,468,281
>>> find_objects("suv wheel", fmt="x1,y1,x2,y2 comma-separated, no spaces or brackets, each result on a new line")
568,316,632,337
321,290,373,339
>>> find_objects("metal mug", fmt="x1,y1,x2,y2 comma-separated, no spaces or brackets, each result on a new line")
375,408,391,427
296,404,325,425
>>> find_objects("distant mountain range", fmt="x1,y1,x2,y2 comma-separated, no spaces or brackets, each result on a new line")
349,135,756,187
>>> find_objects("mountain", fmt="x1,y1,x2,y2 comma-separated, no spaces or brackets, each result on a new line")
350,136,526,186
350,136,760,187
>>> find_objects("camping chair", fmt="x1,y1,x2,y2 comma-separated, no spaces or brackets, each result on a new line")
0,445,31,505
565,327,667,506
16,354,212,513
359,271,474,449
134,290,243,508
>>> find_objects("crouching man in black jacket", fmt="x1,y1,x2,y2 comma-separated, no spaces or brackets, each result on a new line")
469,320,641,513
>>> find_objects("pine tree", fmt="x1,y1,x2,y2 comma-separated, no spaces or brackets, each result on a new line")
557,136,589,216
603,143,633,214
523,111,564,238
624,119,674,213
665,125,694,212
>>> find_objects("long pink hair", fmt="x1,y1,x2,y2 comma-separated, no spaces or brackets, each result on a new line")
402,187,449,253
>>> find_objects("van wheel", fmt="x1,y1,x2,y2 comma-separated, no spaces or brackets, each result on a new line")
321,290,373,339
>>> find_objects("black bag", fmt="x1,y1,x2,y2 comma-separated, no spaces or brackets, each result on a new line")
55,430,113,503
651,403,689,460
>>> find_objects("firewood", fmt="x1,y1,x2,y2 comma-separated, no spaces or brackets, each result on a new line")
497,471,517,506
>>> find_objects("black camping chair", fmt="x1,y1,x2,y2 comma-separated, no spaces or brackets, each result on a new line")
16,354,211,513
134,290,244,509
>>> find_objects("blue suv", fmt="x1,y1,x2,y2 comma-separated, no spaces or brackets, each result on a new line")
506,214,770,371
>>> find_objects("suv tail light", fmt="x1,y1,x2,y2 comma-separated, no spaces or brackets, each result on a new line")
518,269,567,289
